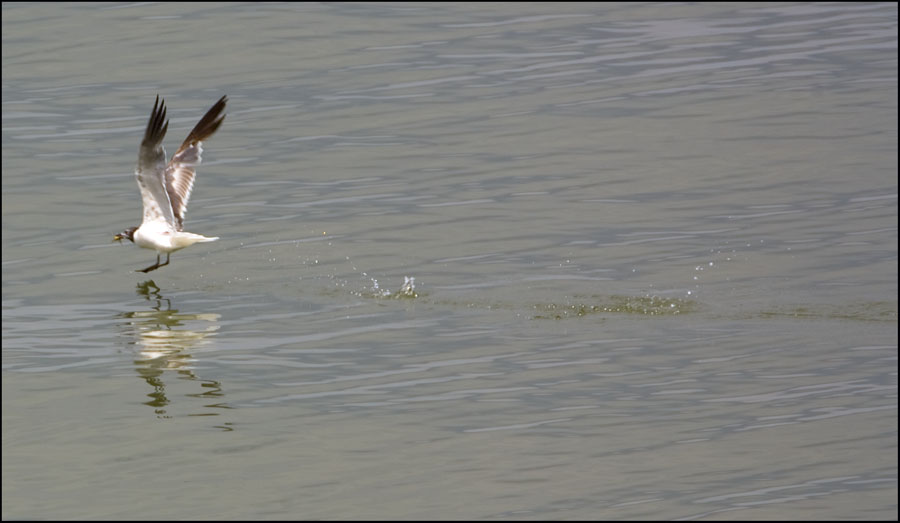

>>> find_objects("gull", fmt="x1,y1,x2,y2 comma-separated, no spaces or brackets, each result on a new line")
114,95,226,273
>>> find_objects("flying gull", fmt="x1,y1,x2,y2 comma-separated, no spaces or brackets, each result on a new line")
114,95,226,273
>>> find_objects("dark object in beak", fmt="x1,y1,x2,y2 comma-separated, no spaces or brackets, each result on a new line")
114,227,137,243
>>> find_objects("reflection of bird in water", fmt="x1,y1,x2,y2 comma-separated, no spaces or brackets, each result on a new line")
124,279,220,358
120,280,228,424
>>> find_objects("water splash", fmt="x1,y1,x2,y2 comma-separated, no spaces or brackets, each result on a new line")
354,275,418,299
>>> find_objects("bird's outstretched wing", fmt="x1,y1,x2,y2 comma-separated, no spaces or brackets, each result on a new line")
165,95,227,231
135,95,176,230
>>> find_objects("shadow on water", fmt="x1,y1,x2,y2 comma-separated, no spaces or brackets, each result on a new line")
118,280,233,429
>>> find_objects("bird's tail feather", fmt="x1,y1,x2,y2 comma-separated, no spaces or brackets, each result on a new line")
173,232,219,249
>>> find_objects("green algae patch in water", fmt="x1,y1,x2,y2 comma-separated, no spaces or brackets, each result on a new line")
533,294,698,319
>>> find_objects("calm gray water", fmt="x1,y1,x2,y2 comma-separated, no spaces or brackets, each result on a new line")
2,2,897,520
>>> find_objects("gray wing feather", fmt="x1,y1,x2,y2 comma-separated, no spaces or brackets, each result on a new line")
135,95,176,229
165,95,227,231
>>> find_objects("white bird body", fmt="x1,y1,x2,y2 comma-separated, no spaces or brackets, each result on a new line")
132,221,218,254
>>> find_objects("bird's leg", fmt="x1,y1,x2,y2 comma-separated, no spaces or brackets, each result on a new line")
158,253,171,269
137,254,162,273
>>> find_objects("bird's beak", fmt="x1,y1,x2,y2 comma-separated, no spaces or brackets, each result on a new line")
113,234,124,243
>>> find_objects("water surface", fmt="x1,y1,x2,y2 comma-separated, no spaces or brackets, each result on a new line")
2,2,897,520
